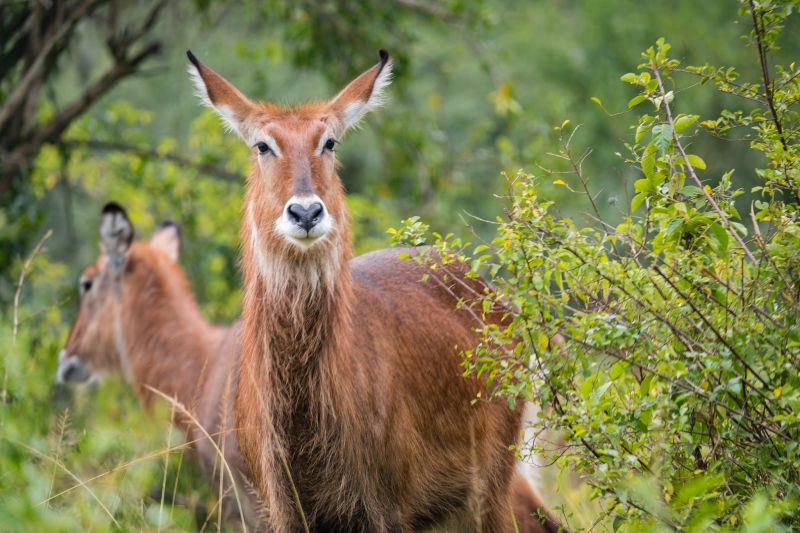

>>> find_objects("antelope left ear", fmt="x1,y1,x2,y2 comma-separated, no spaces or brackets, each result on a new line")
100,202,134,271
187,50,257,141
326,49,392,136
150,221,182,262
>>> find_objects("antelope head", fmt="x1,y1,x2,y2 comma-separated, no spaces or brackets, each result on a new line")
57,203,182,384
186,50,392,264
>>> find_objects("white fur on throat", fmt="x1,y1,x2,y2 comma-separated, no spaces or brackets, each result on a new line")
340,60,393,133
247,204,339,298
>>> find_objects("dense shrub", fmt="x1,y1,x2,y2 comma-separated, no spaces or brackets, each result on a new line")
394,1,799,530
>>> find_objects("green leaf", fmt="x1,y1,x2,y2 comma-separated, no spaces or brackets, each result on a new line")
610,360,627,380
634,179,652,194
593,381,613,400
686,154,707,170
580,375,596,398
642,152,656,180
628,95,647,109
709,222,729,256
635,121,651,143
631,192,648,213
674,114,699,133
507,396,517,410
640,375,654,397
730,221,748,236
652,124,673,154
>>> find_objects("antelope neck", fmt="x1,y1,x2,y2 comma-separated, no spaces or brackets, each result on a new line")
123,277,225,414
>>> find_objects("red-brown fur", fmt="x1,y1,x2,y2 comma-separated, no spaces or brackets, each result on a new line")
187,50,562,531
511,474,564,533
61,208,562,532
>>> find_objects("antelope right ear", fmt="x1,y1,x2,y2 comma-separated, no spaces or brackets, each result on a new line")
187,50,257,142
100,202,134,271
150,221,182,262
326,49,392,136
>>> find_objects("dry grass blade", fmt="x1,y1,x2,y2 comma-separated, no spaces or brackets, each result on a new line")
11,438,121,528
37,430,232,505
157,404,176,533
146,385,248,532
12,229,53,345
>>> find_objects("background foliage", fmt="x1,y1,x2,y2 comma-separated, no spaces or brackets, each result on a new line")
2,0,799,531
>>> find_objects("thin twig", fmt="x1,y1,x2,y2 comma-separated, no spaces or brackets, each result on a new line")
12,229,53,345
650,62,757,264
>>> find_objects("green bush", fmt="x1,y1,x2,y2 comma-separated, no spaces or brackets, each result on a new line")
394,1,799,530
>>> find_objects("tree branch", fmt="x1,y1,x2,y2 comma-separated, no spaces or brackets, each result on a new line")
0,0,101,132
1,41,161,197
60,139,242,182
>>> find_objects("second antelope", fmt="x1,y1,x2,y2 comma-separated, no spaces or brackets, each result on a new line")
189,50,562,532
58,203,259,529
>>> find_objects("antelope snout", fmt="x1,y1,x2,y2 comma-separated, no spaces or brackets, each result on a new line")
56,350,92,384
287,202,324,232
276,195,333,248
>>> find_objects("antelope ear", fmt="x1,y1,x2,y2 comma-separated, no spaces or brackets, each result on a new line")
326,49,392,136
100,202,134,271
150,221,182,262
187,50,257,142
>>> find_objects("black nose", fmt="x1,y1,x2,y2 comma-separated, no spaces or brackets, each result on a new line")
287,202,324,232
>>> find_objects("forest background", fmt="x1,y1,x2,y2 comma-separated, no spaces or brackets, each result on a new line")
2,1,798,531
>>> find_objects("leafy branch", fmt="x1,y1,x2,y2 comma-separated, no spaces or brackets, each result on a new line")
0,0,166,197
649,62,758,264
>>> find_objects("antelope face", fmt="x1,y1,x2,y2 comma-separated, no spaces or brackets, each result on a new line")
59,203,134,384
251,115,339,250
58,203,182,384
59,258,118,384
188,49,392,253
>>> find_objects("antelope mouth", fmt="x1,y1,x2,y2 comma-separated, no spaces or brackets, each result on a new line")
287,234,324,249
56,350,92,384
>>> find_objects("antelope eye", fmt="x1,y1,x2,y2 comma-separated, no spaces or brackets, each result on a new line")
79,278,93,296
324,138,337,152
255,141,272,155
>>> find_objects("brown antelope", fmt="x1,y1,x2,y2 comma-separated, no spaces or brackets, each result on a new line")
188,50,563,532
58,204,563,532
57,202,261,529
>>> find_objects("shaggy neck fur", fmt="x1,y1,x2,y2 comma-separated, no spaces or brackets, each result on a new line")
238,183,364,527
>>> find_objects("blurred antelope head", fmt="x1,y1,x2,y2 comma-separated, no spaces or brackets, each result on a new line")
57,203,182,384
